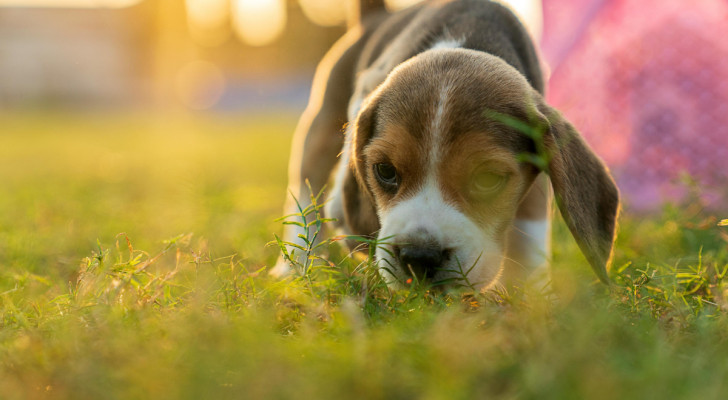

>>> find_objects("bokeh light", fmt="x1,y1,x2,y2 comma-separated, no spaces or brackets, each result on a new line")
299,0,347,27
232,0,286,47
495,0,543,39
385,0,421,10
185,0,230,47
0,0,142,7
383,0,542,39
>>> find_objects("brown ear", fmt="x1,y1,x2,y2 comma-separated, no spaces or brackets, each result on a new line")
535,98,620,284
342,99,380,237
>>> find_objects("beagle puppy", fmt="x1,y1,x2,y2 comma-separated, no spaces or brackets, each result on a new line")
273,0,619,290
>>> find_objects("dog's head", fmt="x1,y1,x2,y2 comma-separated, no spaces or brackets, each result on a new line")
342,48,619,289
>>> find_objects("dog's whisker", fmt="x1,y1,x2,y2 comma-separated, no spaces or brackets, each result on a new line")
498,254,529,273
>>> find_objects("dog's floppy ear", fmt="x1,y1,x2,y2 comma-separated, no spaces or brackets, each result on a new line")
341,98,380,237
532,95,620,284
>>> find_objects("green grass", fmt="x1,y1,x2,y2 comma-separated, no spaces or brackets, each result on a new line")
1,112,727,399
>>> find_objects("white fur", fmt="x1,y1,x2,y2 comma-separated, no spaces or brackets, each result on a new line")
430,78,452,157
427,38,460,176
430,38,465,50
509,218,552,288
512,218,551,270
375,178,503,289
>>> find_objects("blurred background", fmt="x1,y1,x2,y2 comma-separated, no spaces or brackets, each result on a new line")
0,0,726,211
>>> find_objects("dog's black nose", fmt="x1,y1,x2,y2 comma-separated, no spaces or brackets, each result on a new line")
396,245,447,281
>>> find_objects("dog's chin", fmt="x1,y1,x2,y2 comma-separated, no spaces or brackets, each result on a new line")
376,252,503,292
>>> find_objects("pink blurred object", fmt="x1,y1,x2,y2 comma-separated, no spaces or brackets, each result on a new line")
541,0,728,211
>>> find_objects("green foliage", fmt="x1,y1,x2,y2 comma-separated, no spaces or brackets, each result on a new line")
1,113,727,399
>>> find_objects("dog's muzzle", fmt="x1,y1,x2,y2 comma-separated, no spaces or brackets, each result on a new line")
392,233,452,281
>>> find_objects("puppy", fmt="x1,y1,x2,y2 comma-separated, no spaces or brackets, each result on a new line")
273,0,619,290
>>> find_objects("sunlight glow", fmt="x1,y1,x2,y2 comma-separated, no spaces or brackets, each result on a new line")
385,0,421,10
495,0,543,39
0,0,142,7
384,0,542,39
175,60,226,110
232,0,286,47
299,0,347,27
185,0,229,46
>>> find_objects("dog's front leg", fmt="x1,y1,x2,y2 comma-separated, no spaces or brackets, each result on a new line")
270,30,365,277
500,173,553,290
270,108,346,276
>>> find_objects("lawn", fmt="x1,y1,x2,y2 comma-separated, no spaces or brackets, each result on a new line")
1,112,727,399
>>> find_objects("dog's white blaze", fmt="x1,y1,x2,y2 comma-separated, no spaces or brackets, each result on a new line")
428,71,455,185
376,177,503,288
430,38,465,50
428,38,462,170
430,82,451,147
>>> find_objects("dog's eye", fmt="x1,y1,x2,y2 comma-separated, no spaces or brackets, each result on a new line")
471,170,507,196
374,163,398,188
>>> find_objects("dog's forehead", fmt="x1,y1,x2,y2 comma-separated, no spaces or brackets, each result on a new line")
371,49,536,152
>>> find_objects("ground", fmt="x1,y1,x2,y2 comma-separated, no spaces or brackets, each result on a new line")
0,112,727,399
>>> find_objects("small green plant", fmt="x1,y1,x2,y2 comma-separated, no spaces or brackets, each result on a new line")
70,233,192,310
484,108,551,171
269,182,401,314
272,181,336,282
